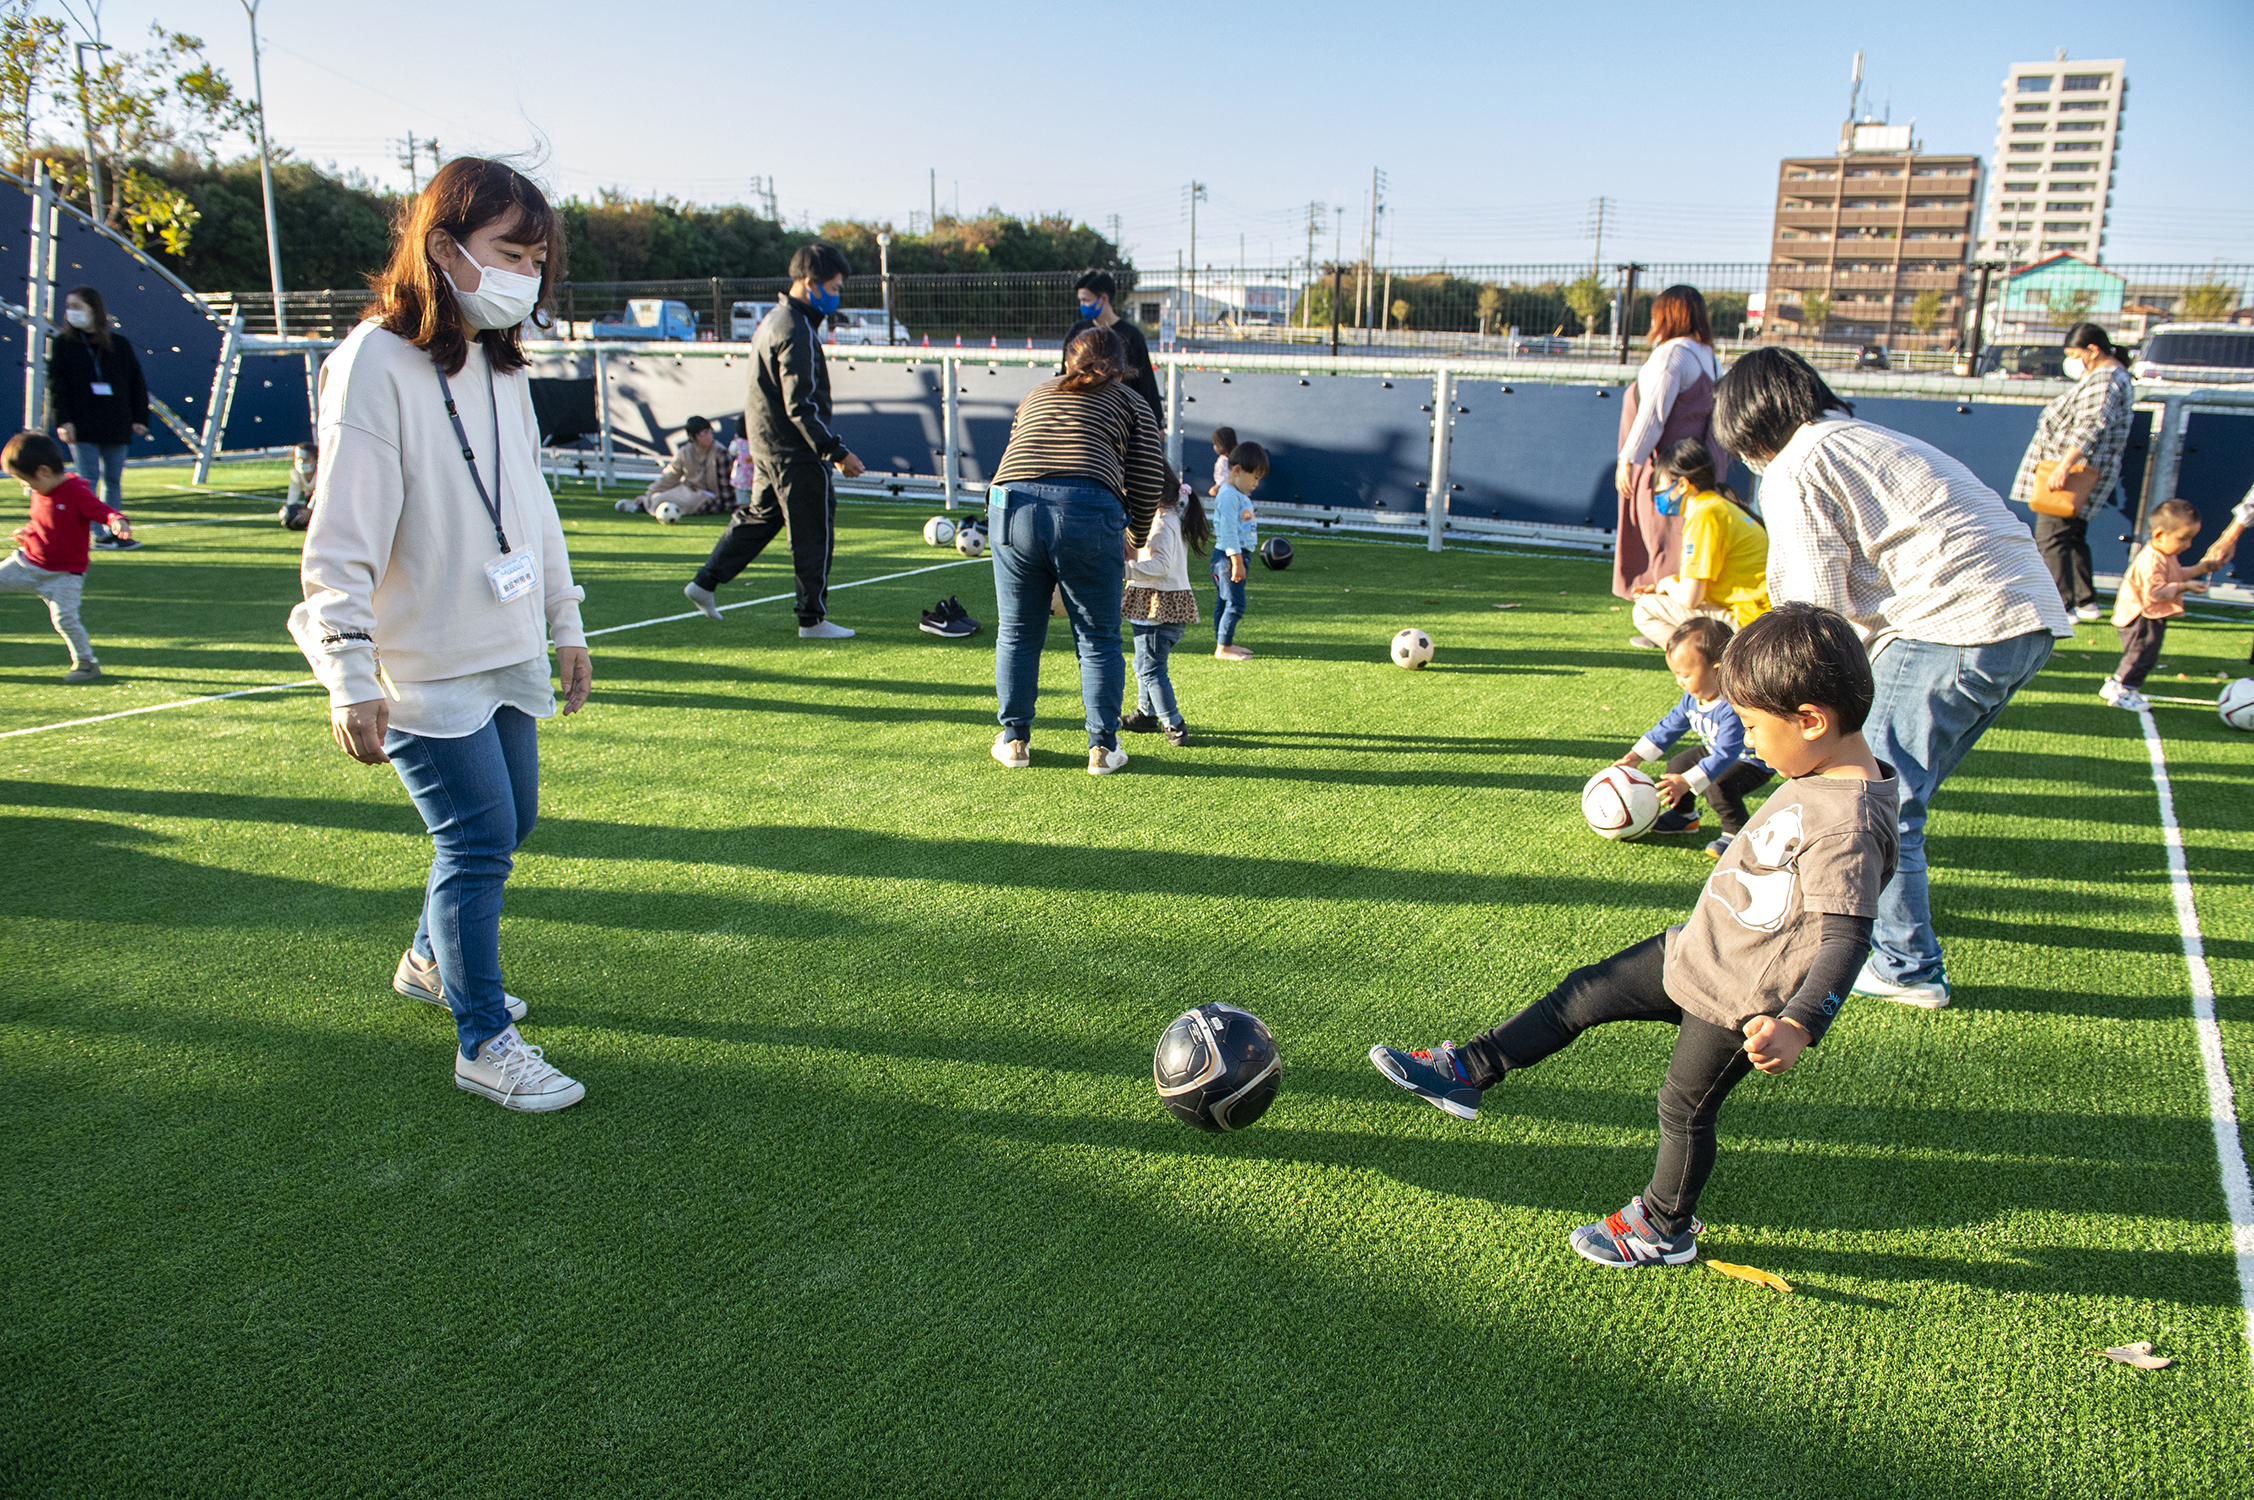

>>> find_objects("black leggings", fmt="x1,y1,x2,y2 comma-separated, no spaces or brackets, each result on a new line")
1664,749,1773,836
1457,934,1753,1237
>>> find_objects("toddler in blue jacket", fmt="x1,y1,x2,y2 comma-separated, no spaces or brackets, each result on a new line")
1211,440,1265,661
1612,616,1772,858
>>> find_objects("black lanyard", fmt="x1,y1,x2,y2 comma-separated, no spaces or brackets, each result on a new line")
435,360,510,554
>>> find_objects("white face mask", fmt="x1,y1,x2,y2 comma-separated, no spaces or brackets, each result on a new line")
2063,356,2086,379
64,306,93,330
442,238,543,330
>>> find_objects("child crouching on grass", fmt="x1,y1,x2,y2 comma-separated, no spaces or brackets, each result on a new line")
1371,603,1898,1268
2103,498,2212,714
1614,615,1773,860
1,429,131,682
1120,467,1209,747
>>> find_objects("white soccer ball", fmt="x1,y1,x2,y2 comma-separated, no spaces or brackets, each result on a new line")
1391,628,1434,669
652,500,682,525
923,516,957,547
956,522,988,559
1583,765,1662,842
2220,678,2254,731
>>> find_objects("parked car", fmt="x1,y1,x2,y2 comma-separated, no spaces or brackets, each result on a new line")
1504,333,1572,356
2132,323,2254,386
1976,342,2070,380
827,309,907,345
1854,344,1890,370
729,300,769,340
591,298,699,341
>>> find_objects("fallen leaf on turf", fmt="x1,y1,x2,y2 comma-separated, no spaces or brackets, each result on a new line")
2089,1341,2170,1370
1706,1260,1793,1292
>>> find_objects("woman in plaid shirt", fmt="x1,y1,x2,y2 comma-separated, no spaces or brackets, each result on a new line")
2009,323,2135,622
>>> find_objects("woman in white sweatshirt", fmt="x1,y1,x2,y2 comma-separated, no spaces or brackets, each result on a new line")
290,158,592,1112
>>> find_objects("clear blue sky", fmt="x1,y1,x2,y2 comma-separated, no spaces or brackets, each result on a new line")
62,0,2254,271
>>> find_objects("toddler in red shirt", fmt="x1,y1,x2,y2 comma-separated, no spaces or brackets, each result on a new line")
2,429,131,681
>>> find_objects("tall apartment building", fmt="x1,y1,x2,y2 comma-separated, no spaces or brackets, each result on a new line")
1975,54,2126,264
1766,122,1981,347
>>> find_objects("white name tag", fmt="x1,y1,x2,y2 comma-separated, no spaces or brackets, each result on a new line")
89,381,113,396
485,550,537,603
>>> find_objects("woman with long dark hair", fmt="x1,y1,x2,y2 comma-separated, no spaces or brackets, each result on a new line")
1613,285,1730,641
2010,321,2133,621
986,325,1172,774
1713,347,2070,1012
289,157,592,1111
47,284,149,549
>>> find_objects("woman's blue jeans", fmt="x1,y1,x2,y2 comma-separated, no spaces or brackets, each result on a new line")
72,442,127,512
991,481,1126,750
1863,629,2055,985
1131,621,1185,725
384,707,540,1059
1211,554,1247,645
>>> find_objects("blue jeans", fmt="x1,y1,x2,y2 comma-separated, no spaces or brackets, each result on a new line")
991,481,1126,750
1211,554,1247,645
1131,621,1186,725
384,707,540,1059
73,442,126,513
1863,629,2056,984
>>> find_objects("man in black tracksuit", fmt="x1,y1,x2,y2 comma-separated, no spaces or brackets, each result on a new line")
684,243,865,637
1065,269,1163,424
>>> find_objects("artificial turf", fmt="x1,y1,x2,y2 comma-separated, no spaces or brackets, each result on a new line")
3,462,2251,1498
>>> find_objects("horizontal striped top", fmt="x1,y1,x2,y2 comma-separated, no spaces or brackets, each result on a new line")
991,378,1171,546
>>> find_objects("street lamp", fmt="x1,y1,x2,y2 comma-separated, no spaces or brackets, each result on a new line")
240,0,287,335
877,232,894,345
74,40,108,221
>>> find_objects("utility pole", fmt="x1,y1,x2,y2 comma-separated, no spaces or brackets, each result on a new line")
929,168,937,228
74,40,109,222
1183,181,1206,337
239,0,286,335
398,132,422,192
1301,201,1325,328
1585,196,1613,273
877,232,895,344
1616,262,1643,363
1329,261,1342,359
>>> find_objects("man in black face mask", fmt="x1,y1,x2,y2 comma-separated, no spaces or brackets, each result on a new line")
684,242,865,637
1065,271,1163,423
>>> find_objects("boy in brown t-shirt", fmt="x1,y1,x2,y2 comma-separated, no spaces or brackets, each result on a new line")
2103,499,2213,714
1370,603,1899,1267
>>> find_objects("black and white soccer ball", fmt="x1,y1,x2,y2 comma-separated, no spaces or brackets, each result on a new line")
1259,536,1294,570
956,519,988,558
1153,1003,1280,1132
1391,628,1434,669
278,501,310,531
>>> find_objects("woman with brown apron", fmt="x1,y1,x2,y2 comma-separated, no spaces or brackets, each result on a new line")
1612,285,1731,645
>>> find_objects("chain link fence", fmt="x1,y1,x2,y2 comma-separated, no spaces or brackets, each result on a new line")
203,260,2248,369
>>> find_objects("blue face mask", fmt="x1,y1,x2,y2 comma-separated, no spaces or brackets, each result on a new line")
1654,481,1684,516
807,284,841,318
1076,300,1101,320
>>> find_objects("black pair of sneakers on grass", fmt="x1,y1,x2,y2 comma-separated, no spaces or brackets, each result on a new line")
1120,711,1190,748
919,596,981,638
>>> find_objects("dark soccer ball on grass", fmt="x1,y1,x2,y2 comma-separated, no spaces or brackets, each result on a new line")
1153,1003,1280,1131
1259,536,1293,570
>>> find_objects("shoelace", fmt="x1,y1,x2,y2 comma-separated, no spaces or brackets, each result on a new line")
486,1036,561,1101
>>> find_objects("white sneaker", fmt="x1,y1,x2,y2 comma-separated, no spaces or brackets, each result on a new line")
991,738,1030,769
1850,961,1952,1010
2073,603,2103,622
613,498,643,514
798,621,855,639
2114,685,2151,712
394,949,526,1023
454,1026,584,1111
683,581,722,621
1088,746,1129,776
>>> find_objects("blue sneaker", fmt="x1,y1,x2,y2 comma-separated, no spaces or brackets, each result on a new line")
1368,1040,1483,1121
1652,803,1701,834
1568,1196,1703,1268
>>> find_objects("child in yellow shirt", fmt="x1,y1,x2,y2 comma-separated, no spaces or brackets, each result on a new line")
1629,438,1769,648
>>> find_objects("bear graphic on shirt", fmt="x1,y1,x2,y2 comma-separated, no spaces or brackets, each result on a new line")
1705,804,1805,934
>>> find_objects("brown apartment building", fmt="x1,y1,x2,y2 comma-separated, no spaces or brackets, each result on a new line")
1765,123,1981,349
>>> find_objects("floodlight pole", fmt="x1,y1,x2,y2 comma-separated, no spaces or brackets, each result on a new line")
74,41,109,221
241,0,287,335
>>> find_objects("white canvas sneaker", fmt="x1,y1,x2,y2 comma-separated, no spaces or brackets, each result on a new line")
454,1026,585,1111
394,950,526,1023
798,620,854,639
1850,961,1952,1010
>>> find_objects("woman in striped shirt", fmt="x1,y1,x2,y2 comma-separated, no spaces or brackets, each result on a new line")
987,327,1172,774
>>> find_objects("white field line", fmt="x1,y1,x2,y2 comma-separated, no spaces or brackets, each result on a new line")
2137,706,2254,1375
0,555,986,741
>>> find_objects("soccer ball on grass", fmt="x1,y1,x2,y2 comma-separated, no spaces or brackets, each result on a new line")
652,500,682,525
922,516,957,547
1391,628,1434,669
1153,1003,1280,1132
956,520,988,558
1582,765,1662,841
2219,679,2254,730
